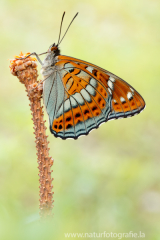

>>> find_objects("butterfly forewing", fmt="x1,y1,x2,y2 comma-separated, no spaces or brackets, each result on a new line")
57,55,145,118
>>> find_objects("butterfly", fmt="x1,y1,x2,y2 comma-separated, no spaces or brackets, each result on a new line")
19,12,145,140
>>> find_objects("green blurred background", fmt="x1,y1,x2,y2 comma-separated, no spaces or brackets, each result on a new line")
0,0,160,239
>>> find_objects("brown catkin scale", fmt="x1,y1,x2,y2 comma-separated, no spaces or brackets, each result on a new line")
9,52,54,218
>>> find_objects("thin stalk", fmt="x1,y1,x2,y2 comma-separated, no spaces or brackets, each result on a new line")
9,52,54,218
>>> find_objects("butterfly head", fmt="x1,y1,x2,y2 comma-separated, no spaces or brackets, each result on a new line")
46,12,78,58
48,43,60,56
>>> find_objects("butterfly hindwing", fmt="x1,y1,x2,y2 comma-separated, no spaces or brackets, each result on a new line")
46,59,112,139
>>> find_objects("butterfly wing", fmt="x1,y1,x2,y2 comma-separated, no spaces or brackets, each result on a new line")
43,71,66,132
44,55,145,140
57,55,145,119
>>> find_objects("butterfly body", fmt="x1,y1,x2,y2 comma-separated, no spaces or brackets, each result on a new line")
40,44,145,140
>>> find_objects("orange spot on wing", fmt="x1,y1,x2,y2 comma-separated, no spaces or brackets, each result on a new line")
97,72,110,89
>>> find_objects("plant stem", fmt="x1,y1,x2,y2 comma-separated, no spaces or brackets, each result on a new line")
9,53,54,218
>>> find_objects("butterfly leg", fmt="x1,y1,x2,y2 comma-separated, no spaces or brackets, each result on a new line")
16,52,43,65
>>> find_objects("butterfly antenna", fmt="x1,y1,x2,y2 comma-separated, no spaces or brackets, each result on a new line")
57,11,66,45
58,12,78,46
